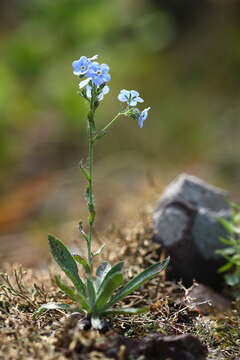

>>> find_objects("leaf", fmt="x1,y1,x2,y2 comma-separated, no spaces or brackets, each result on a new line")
33,302,70,319
216,247,236,256
86,274,96,310
85,186,90,207
231,254,240,266
79,161,90,181
55,275,76,301
225,273,240,286
217,262,234,273
234,213,240,224
103,306,149,315
218,236,236,246
105,257,170,310
95,262,111,291
93,244,105,257
96,261,125,295
48,235,86,297
233,290,240,301
73,255,91,273
93,130,107,142
94,272,123,312
218,218,240,234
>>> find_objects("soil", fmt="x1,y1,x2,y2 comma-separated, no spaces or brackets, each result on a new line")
0,209,240,360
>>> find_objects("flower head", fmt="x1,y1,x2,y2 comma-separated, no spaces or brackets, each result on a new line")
87,62,111,86
72,56,91,76
138,107,150,128
118,89,144,106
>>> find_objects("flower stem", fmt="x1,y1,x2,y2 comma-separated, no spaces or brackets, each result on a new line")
93,112,122,142
87,100,96,269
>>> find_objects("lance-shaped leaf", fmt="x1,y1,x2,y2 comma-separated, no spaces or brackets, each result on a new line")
219,236,236,246
217,262,234,273
96,261,124,295
55,275,76,301
103,306,149,315
73,255,91,273
86,274,96,310
93,244,105,257
105,257,170,310
95,262,111,291
48,235,86,297
218,218,240,234
33,302,70,319
94,272,123,312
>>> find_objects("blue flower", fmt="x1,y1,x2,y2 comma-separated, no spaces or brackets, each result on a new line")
87,62,111,86
72,56,91,76
86,84,110,101
138,107,150,128
118,89,144,106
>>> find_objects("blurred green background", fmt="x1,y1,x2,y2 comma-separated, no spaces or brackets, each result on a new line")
1,0,240,265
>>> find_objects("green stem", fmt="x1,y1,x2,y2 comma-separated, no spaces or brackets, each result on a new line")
87,99,96,269
93,112,122,142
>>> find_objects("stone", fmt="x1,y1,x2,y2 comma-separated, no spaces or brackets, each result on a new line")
153,174,232,290
186,283,231,314
94,333,208,360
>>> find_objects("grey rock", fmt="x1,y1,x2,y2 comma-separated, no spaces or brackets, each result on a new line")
157,173,230,212
186,283,231,314
153,174,232,290
192,209,231,260
154,206,189,246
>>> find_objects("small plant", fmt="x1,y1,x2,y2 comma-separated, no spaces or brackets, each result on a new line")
35,55,169,329
216,202,240,300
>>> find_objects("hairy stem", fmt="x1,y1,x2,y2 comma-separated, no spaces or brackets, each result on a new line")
87,98,96,269
93,112,121,142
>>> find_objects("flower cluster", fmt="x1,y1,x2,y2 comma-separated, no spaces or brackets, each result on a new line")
72,55,150,128
118,89,150,128
72,55,110,102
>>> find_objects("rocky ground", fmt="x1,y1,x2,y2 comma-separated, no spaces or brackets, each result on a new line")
0,207,240,360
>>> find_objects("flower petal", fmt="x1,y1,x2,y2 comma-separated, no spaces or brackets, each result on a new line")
79,78,91,89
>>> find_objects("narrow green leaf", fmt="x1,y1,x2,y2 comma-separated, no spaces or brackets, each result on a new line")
103,306,149,315
73,255,91,273
93,244,105,257
85,186,90,207
218,218,240,234
218,236,236,246
231,202,240,212
86,274,96,310
93,130,107,142
95,262,111,291
95,272,123,312
33,302,70,319
216,247,236,256
231,254,240,266
97,261,124,295
234,213,240,224
105,257,170,310
78,221,89,243
217,262,234,273
48,235,86,297
55,275,76,301
79,161,90,181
